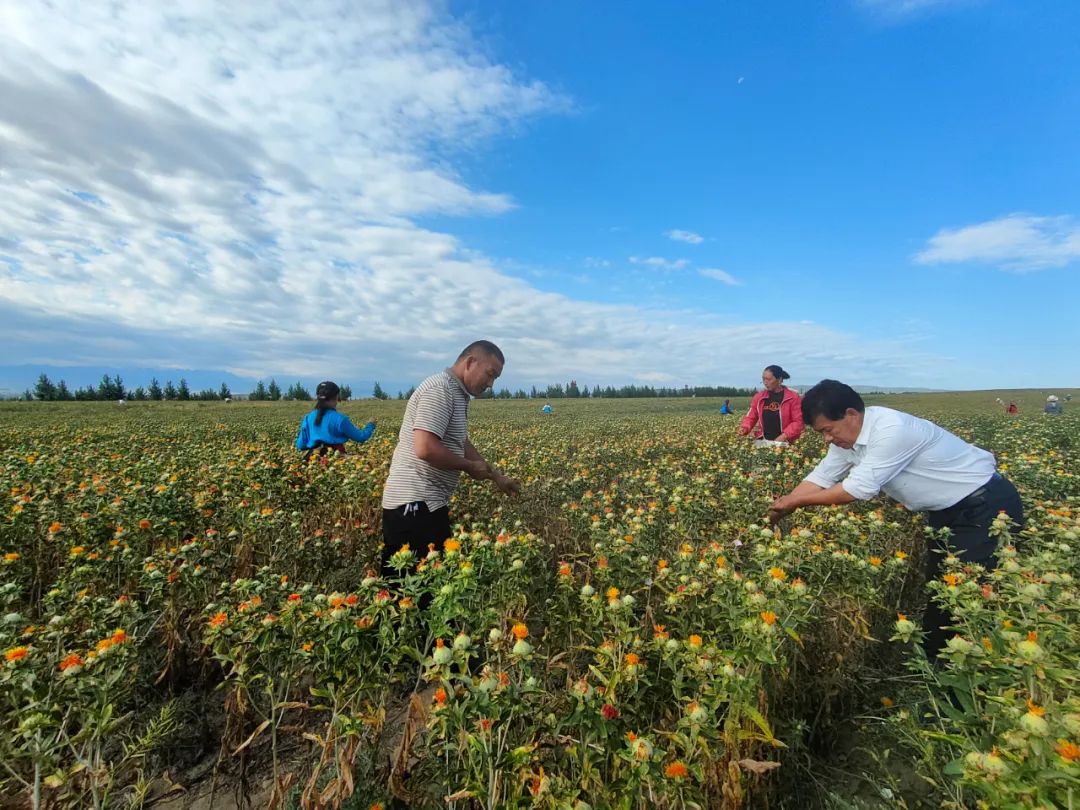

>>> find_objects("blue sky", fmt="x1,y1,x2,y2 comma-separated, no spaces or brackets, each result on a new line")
1,0,1077,393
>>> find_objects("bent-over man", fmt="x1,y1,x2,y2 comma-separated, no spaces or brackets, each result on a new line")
769,379,1024,657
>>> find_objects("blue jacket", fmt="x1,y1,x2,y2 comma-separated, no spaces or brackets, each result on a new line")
295,409,375,450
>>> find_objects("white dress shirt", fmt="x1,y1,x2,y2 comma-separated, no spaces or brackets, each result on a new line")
804,406,997,511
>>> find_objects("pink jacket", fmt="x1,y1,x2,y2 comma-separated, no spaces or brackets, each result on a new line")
740,387,805,442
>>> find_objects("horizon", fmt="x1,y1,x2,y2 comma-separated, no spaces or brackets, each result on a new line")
2,1,1078,389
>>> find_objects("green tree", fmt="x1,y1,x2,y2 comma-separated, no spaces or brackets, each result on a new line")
163,380,178,400
339,384,352,401
56,380,73,401
148,377,163,400
372,382,389,400
268,379,282,401
251,380,268,401
287,382,312,400
33,373,56,401
219,382,231,400
132,386,147,400
177,378,191,400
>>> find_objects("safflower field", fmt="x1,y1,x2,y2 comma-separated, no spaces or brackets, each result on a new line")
1,395,1077,809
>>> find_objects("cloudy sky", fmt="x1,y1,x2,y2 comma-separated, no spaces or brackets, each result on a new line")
1,0,1077,392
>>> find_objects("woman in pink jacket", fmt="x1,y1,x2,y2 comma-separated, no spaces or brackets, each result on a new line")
739,365,804,445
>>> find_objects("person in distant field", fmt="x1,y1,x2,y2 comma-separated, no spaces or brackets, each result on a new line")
739,365,804,447
542,402,553,414
768,380,1024,658
1044,395,1063,415
381,341,521,572
719,399,734,415
295,381,376,461
1006,401,1019,415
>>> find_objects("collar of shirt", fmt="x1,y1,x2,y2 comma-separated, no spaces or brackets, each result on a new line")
853,409,875,449
444,367,471,399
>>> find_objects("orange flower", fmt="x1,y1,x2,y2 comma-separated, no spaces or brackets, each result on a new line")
868,556,882,567
625,652,640,666
111,629,128,644
664,761,689,779
444,539,461,553
880,696,894,708
897,613,907,621
302,642,313,652
1056,740,1080,762
653,624,669,640
399,597,414,609
768,567,786,581
288,593,302,602
1027,699,1046,717
138,519,151,530
48,521,63,534
434,687,447,707
894,550,908,560
328,595,345,609
59,653,84,672
512,623,529,640
345,594,359,606
597,556,608,569
5,646,29,663
209,611,228,628
760,611,777,626
606,586,620,602
688,634,702,648
558,562,572,577
656,559,668,571
942,573,960,587
95,638,114,653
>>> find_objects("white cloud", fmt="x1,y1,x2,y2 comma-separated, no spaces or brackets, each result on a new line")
583,257,611,269
856,0,969,17
630,256,689,271
666,229,704,245
0,0,951,389
699,268,740,286
914,214,1080,271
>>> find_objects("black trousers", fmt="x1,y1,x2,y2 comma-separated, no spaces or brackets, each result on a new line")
381,502,452,575
923,473,1024,657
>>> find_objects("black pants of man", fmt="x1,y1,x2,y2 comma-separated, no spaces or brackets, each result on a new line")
381,501,452,577
923,473,1024,658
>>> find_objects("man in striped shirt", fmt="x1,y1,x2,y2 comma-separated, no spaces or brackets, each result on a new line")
381,340,521,569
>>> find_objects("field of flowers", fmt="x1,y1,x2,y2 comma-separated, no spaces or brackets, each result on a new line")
1,396,1077,809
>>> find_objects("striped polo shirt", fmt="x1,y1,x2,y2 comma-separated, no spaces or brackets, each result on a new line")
382,369,471,510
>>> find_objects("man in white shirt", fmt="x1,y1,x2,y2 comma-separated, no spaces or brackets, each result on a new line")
769,379,1024,657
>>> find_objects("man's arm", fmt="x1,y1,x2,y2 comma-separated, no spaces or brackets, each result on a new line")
414,430,487,478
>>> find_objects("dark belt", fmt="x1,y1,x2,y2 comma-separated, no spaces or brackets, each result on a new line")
938,472,1001,513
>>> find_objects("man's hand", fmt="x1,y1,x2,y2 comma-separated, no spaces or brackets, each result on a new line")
493,473,521,497
767,494,799,526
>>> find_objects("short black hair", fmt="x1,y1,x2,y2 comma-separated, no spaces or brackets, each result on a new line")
801,379,865,424
764,364,790,381
457,340,505,365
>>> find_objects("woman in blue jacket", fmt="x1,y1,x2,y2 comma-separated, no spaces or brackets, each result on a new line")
295,381,376,459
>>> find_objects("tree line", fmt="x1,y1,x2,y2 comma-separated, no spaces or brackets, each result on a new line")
23,374,351,402
480,381,756,400
21,373,752,402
